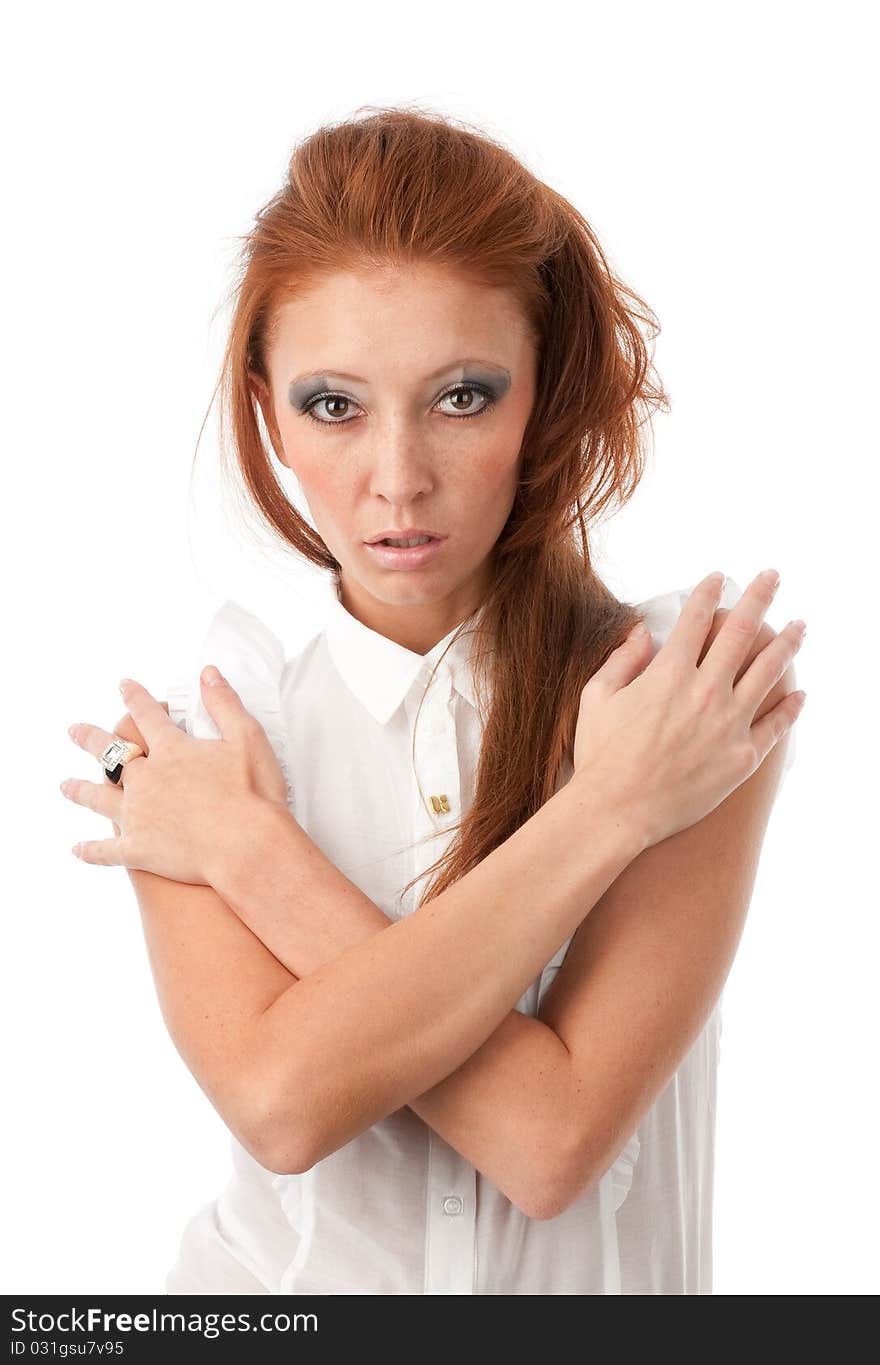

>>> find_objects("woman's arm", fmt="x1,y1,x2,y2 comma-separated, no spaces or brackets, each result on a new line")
111,709,616,1217
215,800,586,1209
230,771,638,1179
128,867,295,1169
126,768,634,1215
129,847,576,1217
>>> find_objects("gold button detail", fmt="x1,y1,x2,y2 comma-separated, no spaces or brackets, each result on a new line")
429,794,451,814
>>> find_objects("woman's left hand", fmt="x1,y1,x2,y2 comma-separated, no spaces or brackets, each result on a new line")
61,668,290,886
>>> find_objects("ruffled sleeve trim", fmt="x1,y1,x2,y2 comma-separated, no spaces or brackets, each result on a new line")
164,597,294,808
609,1130,641,1212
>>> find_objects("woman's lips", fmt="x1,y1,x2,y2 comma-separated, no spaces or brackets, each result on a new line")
363,536,447,569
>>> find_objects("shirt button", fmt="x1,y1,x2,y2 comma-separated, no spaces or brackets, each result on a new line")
442,1195,463,1216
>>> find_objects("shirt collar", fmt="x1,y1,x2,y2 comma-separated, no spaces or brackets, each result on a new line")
320,575,484,725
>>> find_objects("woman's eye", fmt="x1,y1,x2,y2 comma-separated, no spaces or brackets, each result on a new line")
301,383,496,429
302,393,360,426
436,384,495,418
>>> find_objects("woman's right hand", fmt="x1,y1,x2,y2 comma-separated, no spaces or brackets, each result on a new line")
572,569,806,849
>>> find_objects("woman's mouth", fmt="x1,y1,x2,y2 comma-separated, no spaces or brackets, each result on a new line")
363,534,447,569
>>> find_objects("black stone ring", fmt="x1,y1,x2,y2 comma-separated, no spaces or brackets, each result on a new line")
99,738,144,785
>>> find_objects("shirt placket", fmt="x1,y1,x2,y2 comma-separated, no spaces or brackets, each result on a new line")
407,661,477,1295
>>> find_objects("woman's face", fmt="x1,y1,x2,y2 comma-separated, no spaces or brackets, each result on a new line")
253,262,537,653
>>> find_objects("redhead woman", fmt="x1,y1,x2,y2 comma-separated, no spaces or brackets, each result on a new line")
61,106,805,1295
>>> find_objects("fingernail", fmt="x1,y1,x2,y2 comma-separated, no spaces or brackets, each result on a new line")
118,678,133,695
202,665,222,685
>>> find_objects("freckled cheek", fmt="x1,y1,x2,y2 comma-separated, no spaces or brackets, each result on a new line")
444,446,518,549
284,450,353,535
470,441,521,504
289,432,520,536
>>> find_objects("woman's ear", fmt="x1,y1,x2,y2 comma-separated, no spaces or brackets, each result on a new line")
247,371,288,466
247,369,271,421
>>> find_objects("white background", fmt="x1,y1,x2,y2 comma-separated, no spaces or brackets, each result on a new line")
3,0,876,1295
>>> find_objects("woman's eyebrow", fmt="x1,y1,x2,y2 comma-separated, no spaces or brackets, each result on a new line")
287,358,512,405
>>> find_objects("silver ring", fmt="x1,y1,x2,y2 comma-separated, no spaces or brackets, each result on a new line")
100,738,144,785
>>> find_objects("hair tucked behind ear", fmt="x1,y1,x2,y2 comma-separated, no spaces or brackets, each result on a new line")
207,102,667,907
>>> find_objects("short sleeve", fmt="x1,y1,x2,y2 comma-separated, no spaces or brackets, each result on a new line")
635,577,796,788
165,598,294,807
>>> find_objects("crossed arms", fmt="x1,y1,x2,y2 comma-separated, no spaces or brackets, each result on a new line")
123,612,793,1221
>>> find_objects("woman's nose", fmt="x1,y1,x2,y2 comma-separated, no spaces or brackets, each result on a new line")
367,433,435,504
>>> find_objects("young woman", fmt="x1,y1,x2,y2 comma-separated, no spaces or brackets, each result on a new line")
62,107,805,1295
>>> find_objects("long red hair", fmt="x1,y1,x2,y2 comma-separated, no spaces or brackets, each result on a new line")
209,104,667,906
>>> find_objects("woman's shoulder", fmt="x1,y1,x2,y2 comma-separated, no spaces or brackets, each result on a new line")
165,597,324,733
164,597,328,809
632,575,796,783
198,596,291,668
633,576,744,651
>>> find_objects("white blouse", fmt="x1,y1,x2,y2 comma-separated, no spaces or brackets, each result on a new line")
162,573,794,1295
